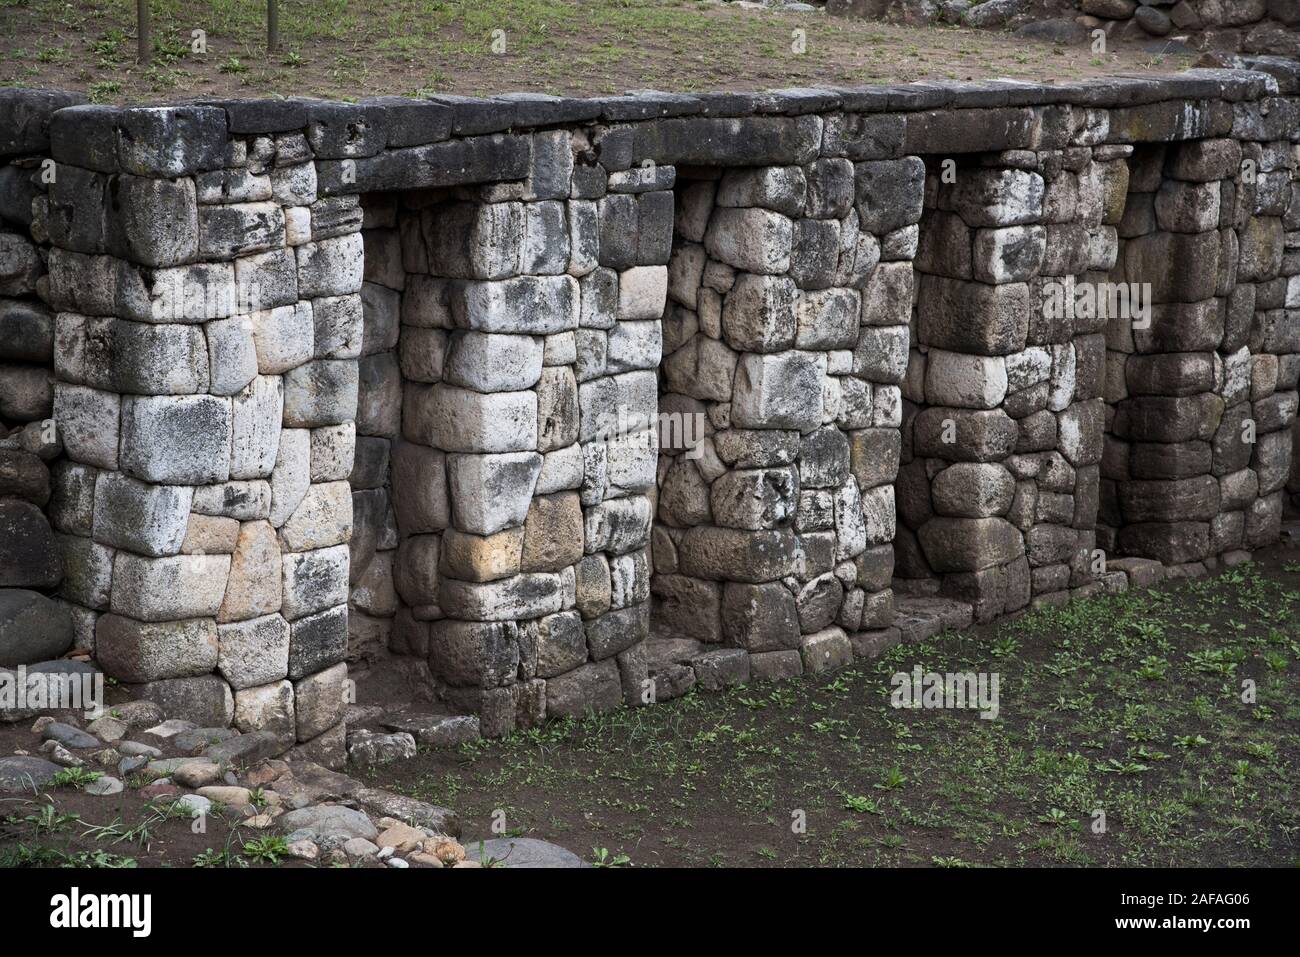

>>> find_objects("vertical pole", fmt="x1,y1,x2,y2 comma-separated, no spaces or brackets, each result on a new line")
268,0,279,52
137,0,151,64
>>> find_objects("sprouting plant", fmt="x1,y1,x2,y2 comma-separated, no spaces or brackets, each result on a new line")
991,636,1018,658
1134,656,1168,681
843,794,881,814
1037,807,1069,828
875,766,907,791
242,836,289,864
590,847,630,868
193,848,242,868
50,767,102,789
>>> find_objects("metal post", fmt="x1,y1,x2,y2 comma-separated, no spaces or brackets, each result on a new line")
268,0,279,52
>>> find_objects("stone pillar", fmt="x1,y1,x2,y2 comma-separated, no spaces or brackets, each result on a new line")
1103,133,1297,570
42,105,353,763
654,155,917,683
0,90,82,671
902,146,1114,620
389,130,663,734
344,202,402,665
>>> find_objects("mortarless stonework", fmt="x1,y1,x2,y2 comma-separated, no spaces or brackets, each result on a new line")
2,62,1299,755
898,147,1112,621
827,1,1300,59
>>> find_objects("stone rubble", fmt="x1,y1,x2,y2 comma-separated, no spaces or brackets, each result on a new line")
0,696,584,865
824,0,1300,60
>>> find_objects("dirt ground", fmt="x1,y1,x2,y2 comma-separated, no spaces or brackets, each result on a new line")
0,0,1195,104
0,691,307,868
0,783,301,868
5,543,1298,868
358,546,1300,868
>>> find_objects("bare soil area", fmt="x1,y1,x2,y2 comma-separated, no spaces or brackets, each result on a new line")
1,0,1194,104
360,547,1300,868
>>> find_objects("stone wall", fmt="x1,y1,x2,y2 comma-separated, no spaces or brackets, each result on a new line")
2,63,1298,743
33,101,357,764
344,211,403,668
827,0,1300,57
897,145,1118,620
653,159,909,687
369,138,668,737
1,90,84,670
1101,130,1300,564
1072,0,1300,55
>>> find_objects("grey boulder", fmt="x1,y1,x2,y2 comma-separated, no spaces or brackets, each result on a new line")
0,589,73,667
0,755,61,792
469,837,588,868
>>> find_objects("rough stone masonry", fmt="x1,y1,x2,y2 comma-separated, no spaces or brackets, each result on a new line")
1,61,1298,760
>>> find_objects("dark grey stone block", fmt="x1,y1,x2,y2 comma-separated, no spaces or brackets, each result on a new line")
0,88,86,157
495,91,602,127
317,133,529,194
306,100,388,159
426,94,518,136
598,91,702,121
117,106,228,177
361,96,453,147
201,97,309,134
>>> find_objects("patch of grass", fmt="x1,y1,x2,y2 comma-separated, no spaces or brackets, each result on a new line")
0,0,1194,102
241,835,289,864
362,557,1300,867
50,767,102,789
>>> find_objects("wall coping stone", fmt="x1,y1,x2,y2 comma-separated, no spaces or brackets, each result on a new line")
2,65,1287,162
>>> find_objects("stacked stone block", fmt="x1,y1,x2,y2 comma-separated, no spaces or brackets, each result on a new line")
0,170,53,439
383,130,665,734
6,69,1296,741
654,156,913,684
1102,133,1298,567
344,204,403,665
1074,0,1300,56
40,105,354,762
0,90,84,670
900,145,1117,620
830,0,1300,57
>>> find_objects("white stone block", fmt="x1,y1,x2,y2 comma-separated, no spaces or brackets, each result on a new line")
310,423,355,482
297,233,364,298
281,544,350,620
731,351,826,431
54,383,120,470
205,315,259,396
110,552,231,622
217,613,291,686
120,394,232,485
443,331,544,393
704,207,793,274
252,302,314,374
279,481,353,551
924,350,1009,410
447,451,542,535
404,383,537,454
269,428,311,528
230,375,283,480
92,471,193,558
616,266,668,320
452,275,579,335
